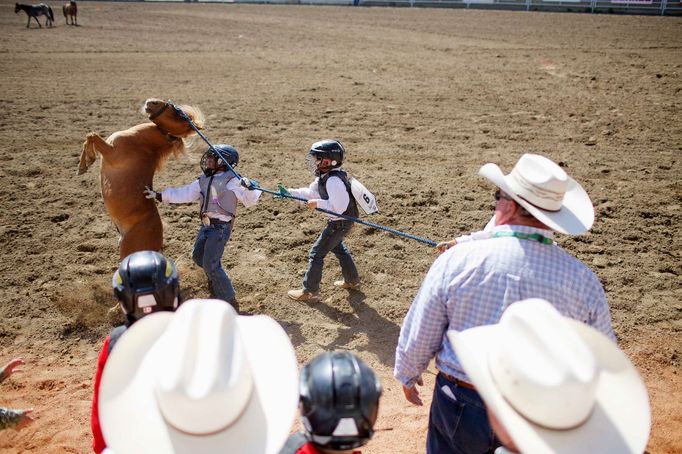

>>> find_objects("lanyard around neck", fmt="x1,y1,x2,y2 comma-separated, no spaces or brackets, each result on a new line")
492,231,553,245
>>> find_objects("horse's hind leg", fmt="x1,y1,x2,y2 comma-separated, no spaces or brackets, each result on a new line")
78,132,112,175
118,215,164,260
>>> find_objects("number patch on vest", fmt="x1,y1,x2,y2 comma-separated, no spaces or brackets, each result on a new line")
350,177,378,214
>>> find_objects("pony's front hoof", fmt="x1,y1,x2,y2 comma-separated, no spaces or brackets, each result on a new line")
77,166,88,175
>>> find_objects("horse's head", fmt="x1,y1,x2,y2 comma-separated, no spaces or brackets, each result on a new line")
15,3,21,13
143,98,204,139
143,99,205,170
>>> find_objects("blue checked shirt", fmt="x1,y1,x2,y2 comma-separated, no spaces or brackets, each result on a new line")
394,224,615,387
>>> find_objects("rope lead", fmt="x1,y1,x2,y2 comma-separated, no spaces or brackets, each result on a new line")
173,103,437,248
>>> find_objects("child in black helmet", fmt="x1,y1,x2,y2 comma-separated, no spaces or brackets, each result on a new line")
283,140,361,302
280,351,382,454
91,250,181,454
144,144,260,311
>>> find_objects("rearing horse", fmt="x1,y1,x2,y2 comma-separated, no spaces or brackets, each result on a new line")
62,0,77,26
15,3,54,28
77,99,204,259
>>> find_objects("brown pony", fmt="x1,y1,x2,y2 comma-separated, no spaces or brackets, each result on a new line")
78,99,204,259
62,0,76,26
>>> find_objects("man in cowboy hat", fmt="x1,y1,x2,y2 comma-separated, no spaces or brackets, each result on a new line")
448,298,650,454
394,153,616,454
98,298,299,454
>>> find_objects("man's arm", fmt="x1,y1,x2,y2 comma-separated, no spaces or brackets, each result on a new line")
0,408,33,431
394,255,451,404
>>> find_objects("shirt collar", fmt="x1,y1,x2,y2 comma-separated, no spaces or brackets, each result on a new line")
491,224,555,240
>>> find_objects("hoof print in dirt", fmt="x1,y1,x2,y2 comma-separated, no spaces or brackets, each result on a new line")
50,213,69,223
76,243,97,253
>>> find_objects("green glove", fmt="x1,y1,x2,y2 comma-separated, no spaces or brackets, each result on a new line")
276,183,291,198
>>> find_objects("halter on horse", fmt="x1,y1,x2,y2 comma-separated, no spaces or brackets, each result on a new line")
63,0,77,26
15,3,54,28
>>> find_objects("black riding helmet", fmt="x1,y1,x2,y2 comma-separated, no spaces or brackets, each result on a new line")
299,351,382,450
307,140,344,175
112,251,180,324
201,144,239,176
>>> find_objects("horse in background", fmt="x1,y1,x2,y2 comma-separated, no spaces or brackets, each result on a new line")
78,99,204,259
15,3,54,28
63,0,76,25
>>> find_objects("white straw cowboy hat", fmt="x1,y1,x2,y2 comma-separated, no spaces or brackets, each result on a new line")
448,299,650,454
99,299,299,454
479,153,594,234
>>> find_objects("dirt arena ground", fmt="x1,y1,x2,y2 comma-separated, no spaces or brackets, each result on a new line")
0,1,680,452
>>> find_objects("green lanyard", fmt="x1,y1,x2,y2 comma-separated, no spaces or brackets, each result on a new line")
492,231,553,245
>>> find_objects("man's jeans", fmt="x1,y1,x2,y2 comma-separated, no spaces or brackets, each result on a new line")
427,373,501,454
192,222,235,303
303,220,359,294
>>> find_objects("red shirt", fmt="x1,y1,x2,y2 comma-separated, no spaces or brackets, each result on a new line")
91,336,110,453
297,442,361,454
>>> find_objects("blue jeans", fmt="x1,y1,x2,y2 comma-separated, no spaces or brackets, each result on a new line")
192,222,235,303
303,220,359,294
427,373,501,454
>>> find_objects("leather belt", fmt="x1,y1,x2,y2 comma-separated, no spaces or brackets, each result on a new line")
209,218,231,225
438,372,476,390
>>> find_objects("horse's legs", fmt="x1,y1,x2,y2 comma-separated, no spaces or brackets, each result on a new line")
118,213,164,260
78,133,112,175
33,15,41,28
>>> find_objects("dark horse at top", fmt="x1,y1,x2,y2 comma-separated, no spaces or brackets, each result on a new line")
63,0,76,26
15,3,54,28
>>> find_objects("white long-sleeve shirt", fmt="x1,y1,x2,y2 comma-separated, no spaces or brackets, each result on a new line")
160,172,261,222
288,175,349,221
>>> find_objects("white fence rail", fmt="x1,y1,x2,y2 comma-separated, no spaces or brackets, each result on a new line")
142,0,682,14
354,0,681,15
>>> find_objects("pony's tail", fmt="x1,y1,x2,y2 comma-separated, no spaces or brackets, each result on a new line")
47,6,54,22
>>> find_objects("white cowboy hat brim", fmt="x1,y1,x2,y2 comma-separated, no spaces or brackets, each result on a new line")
99,310,299,454
479,163,594,235
447,321,650,454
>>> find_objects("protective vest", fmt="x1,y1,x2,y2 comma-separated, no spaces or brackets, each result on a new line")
198,171,238,218
318,170,359,218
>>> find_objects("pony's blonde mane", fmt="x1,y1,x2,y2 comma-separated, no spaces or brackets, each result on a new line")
153,103,205,173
